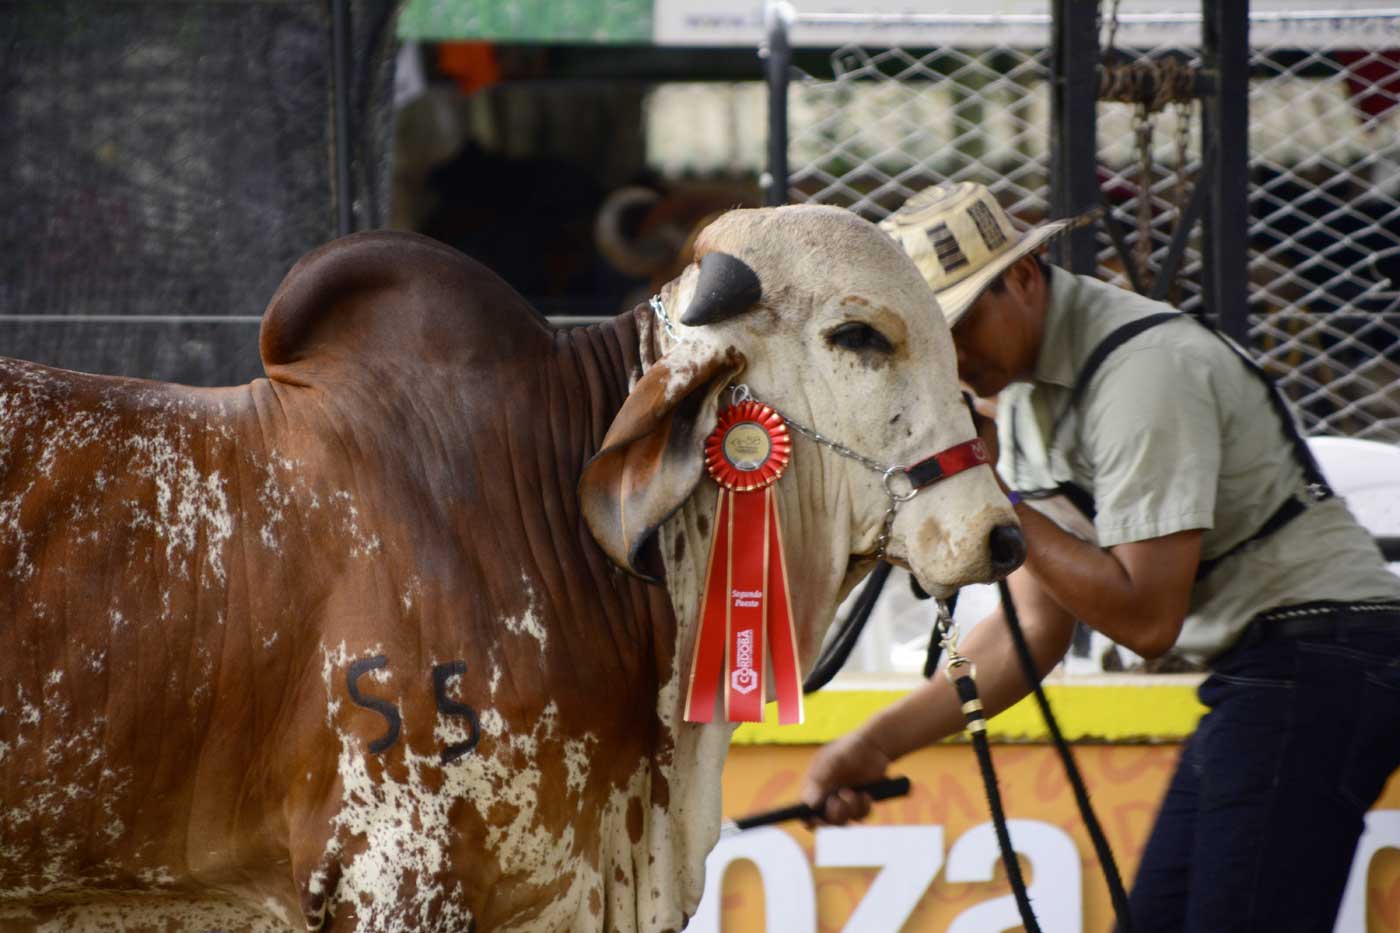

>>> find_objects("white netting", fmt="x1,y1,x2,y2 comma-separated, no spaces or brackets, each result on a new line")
787,47,1052,229
1247,44,1400,441
773,12,1400,441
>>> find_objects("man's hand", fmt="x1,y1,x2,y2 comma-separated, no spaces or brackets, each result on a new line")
801,729,891,825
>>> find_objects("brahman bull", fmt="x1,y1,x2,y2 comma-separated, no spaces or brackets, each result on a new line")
0,204,1021,932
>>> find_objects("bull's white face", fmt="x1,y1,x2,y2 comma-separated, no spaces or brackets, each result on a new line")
657,204,1017,632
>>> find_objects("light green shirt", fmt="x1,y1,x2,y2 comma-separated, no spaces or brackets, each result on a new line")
998,268,1400,660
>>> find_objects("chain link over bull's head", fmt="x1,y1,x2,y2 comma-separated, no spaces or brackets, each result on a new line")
579,204,1023,640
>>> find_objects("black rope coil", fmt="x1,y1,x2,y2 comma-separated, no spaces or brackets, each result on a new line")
997,578,1135,931
952,668,1043,932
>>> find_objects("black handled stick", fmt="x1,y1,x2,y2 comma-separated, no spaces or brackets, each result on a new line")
720,776,911,837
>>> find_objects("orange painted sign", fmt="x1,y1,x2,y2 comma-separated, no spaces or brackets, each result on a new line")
699,743,1400,931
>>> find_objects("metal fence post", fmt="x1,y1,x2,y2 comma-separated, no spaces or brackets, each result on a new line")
1049,0,1099,274
332,0,354,236
1202,0,1250,343
762,1,793,207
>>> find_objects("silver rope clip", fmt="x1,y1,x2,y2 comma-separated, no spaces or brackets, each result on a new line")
937,601,977,683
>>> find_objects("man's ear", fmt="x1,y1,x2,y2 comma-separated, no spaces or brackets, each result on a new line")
579,342,746,580
1006,251,1043,299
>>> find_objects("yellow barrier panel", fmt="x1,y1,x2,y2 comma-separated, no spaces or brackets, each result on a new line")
709,742,1400,932
714,677,1400,931
732,673,1209,745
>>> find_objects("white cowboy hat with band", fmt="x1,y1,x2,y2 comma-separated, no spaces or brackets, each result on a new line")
879,181,1077,326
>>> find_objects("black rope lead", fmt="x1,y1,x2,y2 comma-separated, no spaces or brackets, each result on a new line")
803,560,893,693
996,578,1135,932
948,659,1042,933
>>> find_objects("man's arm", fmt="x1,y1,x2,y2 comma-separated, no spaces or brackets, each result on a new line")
800,519,1199,823
801,566,1077,823
1034,345,1217,657
1013,501,1203,659
803,366,1210,821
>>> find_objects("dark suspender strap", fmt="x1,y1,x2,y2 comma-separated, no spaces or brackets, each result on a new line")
1195,496,1308,580
1067,312,1182,411
1039,310,1333,577
1199,328,1334,498
1189,325,1332,580
1054,481,1097,521
1035,314,1181,520
1046,312,1179,454
1011,482,1099,521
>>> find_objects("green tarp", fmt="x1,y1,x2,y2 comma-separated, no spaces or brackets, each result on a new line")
398,0,652,43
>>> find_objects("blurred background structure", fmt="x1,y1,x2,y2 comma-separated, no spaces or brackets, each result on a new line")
4,0,1399,672
1,0,399,384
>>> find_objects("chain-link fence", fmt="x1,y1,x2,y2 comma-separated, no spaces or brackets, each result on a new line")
773,10,1400,442
1247,41,1400,441
1,0,400,386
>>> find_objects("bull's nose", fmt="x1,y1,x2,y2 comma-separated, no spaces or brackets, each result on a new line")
988,523,1026,576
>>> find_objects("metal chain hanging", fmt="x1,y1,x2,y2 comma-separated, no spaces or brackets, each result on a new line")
1102,0,1121,67
1097,0,1200,297
1168,98,1194,304
1134,100,1157,286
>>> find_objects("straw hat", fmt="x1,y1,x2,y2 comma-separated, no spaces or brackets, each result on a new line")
880,182,1074,326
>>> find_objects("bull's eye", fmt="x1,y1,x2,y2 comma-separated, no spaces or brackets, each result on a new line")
826,322,894,355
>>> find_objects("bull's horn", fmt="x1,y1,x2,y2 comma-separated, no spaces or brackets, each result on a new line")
679,251,762,326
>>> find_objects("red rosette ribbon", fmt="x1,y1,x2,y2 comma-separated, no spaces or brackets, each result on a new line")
685,402,804,726
704,402,791,491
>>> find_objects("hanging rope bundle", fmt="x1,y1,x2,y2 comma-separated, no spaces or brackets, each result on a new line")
1098,55,1200,111
1096,0,1203,300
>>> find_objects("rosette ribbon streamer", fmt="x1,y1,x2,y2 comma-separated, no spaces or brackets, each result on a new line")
675,378,993,726
684,400,804,724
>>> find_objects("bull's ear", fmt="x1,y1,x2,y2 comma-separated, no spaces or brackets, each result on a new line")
679,251,762,327
579,342,746,581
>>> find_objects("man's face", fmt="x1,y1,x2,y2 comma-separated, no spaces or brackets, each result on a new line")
949,284,1025,398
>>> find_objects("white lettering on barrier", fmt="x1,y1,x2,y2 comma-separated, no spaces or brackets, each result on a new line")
814,826,943,932
946,820,1081,933
686,821,1081,931
689,811,1400,930
687,827,816,932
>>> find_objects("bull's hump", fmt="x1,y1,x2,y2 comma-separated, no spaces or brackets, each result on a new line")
259,231,553,383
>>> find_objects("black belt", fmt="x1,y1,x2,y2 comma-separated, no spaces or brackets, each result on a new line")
1245,600,1400,644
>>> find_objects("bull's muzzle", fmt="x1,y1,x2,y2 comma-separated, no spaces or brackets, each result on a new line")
988,522,1027,577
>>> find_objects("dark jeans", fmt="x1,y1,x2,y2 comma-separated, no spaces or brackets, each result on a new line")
1125,607,1400,933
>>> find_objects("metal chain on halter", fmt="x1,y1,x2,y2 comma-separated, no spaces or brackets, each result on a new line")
651,294,918,561
729,384,913,560
649,294,686,347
